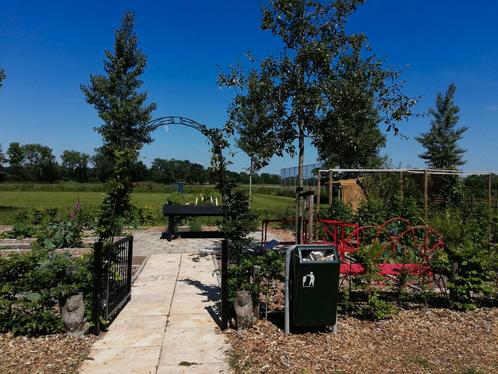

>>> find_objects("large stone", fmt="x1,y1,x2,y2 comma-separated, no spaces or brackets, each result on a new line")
61,293,88,336
234,290,256,330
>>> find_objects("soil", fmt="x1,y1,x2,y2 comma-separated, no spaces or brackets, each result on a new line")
227,308,498,374
0,332,97,374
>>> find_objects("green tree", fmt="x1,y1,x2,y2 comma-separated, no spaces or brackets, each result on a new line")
314,40,387,168
21,144,59,182
61,150,90,182
220,0,415,191
81,12,156,241
416,83,467,169
7,142,25,179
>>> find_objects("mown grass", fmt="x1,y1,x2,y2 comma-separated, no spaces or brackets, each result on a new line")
0,190,295,224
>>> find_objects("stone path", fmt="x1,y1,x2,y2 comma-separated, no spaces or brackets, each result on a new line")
80,234,229,374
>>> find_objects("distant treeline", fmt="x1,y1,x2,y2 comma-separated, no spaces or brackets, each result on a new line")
0,142,281,185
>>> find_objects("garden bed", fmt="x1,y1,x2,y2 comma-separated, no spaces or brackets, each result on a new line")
227,308,498,373
0,332,97,374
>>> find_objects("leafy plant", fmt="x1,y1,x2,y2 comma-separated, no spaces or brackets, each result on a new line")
431,209,498,309
356,292,398,321
36,221,83,249
0,249,93,335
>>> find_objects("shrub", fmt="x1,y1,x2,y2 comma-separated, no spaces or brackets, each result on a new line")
36,221,83,249
323,199,354,222
0,249,92,335
431,209,498,309
356,292,398,321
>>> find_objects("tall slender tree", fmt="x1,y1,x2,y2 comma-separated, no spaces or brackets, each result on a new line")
82,12,156,240
416,83,467,169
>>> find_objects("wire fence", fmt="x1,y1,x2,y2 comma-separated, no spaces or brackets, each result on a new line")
281,166,498,217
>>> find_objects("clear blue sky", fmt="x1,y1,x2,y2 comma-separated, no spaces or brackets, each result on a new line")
1,0,498,174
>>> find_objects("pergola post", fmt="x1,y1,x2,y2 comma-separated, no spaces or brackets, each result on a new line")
424,169,428,220
316,171,321,214
328,170,333,207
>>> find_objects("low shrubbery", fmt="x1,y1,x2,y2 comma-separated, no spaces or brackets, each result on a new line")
0,248,93,335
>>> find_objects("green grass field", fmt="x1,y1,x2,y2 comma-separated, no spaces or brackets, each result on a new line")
0,190,295,224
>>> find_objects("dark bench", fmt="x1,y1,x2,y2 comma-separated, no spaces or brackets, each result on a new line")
162,204,224,240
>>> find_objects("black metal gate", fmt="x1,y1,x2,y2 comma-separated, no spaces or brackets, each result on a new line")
92,236,133,334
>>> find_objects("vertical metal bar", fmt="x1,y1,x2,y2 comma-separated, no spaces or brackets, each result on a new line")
127,236,133,294
424,169,428,220
328,170,333,206
221,240,229,330
316,171,321,215
92,241,102,335
104,243,110,319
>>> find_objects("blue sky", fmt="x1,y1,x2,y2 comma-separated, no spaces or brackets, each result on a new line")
1,0,497,174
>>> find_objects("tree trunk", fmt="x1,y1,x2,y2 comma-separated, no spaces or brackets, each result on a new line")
296,124,305,243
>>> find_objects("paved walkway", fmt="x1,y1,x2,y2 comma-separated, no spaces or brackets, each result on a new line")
80,235,229,374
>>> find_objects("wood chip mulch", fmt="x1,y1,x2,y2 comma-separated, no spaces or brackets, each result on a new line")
227,308,498,374
0,332,97,374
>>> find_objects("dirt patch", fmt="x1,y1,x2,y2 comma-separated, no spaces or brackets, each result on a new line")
0,225,12,234
0,332,97,374
227,308,498,373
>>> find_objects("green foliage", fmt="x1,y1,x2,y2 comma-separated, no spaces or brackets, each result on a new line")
355,198,386,226
356,292,398,321
36,221,83,249
221,0,415,186
219,184,259,263
81,12,156,242
6,143,59,182
61,150,90,182
0,249,93,335
228,250,284,302
416,83,467,169
324,199,354,222
431,209,498,309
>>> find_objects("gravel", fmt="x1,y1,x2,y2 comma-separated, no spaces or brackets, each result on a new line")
0,332,97,374
227,308,498,373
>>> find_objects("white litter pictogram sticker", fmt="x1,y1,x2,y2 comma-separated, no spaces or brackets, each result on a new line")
302,271,315,287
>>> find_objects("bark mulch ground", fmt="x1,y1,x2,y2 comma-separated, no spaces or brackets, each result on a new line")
0,332,97,374
227,308,498,374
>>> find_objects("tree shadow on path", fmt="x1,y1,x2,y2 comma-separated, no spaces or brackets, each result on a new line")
182,278,222,329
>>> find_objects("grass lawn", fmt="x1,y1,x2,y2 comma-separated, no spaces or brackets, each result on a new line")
0,191,295,224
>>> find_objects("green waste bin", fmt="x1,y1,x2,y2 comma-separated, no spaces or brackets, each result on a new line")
288,245,340,329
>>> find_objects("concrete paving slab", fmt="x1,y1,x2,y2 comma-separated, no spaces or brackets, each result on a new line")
159,327,227,366
156,363,228,373
93,315,167,349
80,346,161,373
167,314,220,329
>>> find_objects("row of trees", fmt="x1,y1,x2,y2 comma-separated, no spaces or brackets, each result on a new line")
0,142,280,184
